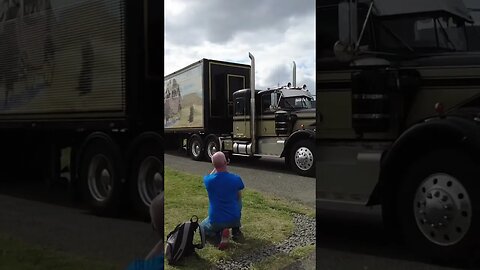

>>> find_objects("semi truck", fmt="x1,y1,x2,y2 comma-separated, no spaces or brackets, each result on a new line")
317,0,480,262
164,56,316,176
0,0,163,218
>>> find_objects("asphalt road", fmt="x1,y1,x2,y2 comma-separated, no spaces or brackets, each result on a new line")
0,180,156,269
167,150,479,270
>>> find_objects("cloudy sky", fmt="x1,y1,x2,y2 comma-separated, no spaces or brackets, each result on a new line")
164,0,315,93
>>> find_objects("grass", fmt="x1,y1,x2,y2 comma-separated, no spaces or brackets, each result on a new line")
0,234,117,270
164,167,315,269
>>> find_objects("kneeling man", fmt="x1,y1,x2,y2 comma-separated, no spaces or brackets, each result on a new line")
201,151,244,249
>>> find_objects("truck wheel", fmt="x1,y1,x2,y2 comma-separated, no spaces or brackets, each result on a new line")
205,136,220,161
80,138,123,216
189,135,204,161
397,148,480,262
130,142,163,219
289,140,315,177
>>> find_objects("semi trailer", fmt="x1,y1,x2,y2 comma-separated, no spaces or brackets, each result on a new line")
317,0,480,262
164,56,316,176
0,0,163,218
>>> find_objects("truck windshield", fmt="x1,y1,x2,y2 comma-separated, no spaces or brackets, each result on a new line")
376,15,472,53
282,97,314,110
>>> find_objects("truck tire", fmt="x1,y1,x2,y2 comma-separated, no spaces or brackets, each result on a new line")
397,148,480,263
289,140,315,177
80,138,123,216
189,134,204,161
205,135,220,161
129,142,163,219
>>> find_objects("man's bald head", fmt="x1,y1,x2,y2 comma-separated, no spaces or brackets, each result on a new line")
212,151,227,172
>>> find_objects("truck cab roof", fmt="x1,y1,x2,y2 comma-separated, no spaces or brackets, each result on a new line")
372,0,473,23
234,87,313,99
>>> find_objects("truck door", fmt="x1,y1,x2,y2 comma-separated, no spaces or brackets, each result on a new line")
258,92,277,137
232,91,250,139
227,75,246,116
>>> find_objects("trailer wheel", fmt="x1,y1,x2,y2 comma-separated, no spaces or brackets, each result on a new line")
80,138,123,216
205,136,220,161
189,135,204,161
289,140,315,177
397,148,480,262
129,142,163,219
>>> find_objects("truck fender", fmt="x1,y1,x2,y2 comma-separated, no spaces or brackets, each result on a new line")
125,132,164,162
369,115,480,206
280,129,315,158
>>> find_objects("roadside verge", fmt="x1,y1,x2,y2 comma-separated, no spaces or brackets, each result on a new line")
164,167,315,270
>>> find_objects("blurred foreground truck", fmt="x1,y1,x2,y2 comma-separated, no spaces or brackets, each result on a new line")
0,0,163,218
317,0,480,262
165,56,316,176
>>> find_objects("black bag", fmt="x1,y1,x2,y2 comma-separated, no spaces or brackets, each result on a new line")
165,215,205,265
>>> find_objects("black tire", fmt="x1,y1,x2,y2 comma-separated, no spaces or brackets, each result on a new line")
129,142,164,220
397,148,480,263
189,134,204,161
80,138,124,216
289,139,315,177
204,135,220,161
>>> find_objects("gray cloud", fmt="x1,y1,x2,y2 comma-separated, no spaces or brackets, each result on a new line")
165,0,314,45
263,65,292,88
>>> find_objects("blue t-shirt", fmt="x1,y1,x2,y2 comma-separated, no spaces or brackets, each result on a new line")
126,255,163,270
204,172,244,223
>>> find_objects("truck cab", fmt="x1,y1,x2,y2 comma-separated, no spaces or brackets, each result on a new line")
223,76,316,176
317,0,480,262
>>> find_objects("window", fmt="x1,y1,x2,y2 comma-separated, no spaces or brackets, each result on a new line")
261,94,272,113
234,97,245,116
317,5,339,57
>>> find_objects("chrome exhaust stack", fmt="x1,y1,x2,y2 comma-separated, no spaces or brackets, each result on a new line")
249,53,256,155
293,61,296,87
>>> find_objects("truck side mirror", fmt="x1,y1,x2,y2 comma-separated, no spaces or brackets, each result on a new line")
335,0,358,62
270,92,279,110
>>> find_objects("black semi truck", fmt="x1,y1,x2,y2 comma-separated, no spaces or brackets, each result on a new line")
0,0,163,217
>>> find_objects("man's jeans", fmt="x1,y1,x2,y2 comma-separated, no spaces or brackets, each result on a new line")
200,217,241,243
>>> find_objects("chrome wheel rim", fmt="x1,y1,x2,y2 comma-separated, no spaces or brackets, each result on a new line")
207,140,218,159
138,156,163,207
294,146,314,171
87,154,113,202
191,140,201,157
414,173,471,246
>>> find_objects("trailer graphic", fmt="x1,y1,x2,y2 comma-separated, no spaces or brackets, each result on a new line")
0,0,164,218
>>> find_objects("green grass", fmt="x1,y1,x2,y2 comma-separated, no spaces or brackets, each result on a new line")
164,167,315,269
0,234,117,270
